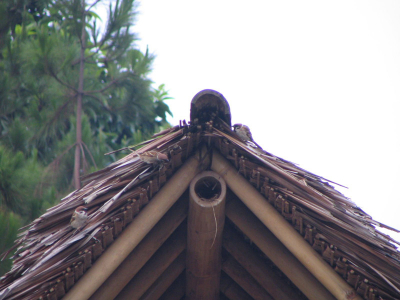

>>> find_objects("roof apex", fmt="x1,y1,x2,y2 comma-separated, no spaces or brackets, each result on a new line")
190,89,231,127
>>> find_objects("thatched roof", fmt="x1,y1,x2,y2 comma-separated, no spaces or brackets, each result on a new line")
1,89,399,300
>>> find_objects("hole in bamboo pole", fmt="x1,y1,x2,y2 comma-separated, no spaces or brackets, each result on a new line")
194,176,222,201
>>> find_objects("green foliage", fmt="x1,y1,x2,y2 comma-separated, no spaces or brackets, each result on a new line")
0,0,172,275
0,145,53,218
0,0,173,169
0,211,22,275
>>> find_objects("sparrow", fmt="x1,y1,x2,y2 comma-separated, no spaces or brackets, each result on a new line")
233,123,262,149
233,123,253,142
70,206,88,229
135,150,169,166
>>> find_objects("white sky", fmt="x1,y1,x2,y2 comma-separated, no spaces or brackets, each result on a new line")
103,1,400,242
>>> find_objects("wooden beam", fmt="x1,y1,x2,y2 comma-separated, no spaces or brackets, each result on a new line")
116,225,186,299
212,150,361,300
159,273,185,300
223,225,301,300
140,252,186,300
222,255,273,300
186,171,226,300
220,272,253,300
225,196,335,300
64,149,208,300
220,293,232,300
90,194,189,300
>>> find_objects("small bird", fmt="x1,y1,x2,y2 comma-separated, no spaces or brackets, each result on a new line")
233,123,253,142
233,123,262,149
70,206,88,229
135,150,169,167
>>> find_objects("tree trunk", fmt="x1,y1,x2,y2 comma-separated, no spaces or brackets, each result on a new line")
73,0,86,190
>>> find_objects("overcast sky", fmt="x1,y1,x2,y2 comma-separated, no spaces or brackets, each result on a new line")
103,1,400,242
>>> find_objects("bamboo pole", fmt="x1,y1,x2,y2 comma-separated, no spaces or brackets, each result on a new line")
186,171,226,300
158,273,185,300
140,252,186,300
223,225,301,300
64,150,208,300
212,150,361,300
222,255,273,300
116,227,186,299
90,194,188,300
220,273,253,300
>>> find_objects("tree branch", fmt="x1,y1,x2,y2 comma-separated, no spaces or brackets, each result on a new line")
82,141,98,169
45,143,77,174
84,76,129,94
84,94,112,113
86,0,102,13
71,48,102,66
31,98,73,141
71,28,108,66
48,68,78,92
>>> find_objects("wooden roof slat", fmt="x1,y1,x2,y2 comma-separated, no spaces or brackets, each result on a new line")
225,194,336,300
115,225,186,299
223,225,301,300
275,188,390,249
118,128,185,155
158,273,185,300
139,252,185,300
6,253,85,300
220,272,253,300
2,240,82,298
222,255,273,300
220,293,231,300
90,193,189,300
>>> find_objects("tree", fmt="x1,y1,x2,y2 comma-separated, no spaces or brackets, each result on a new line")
0,0,172,273
1,0,172,186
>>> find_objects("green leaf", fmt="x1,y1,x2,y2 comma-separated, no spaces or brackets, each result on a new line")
87,11,102,21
